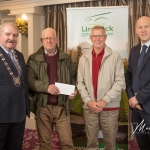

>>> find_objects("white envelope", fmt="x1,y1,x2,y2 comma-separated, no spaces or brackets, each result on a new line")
55,82,75,95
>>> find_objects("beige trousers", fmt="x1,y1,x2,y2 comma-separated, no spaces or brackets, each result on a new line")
84,109,119,150
36,105,74,150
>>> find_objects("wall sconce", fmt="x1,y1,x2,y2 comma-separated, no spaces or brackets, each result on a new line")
16,14,28,35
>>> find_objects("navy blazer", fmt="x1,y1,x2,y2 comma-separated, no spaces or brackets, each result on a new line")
0,46,30,123
125,44,150,114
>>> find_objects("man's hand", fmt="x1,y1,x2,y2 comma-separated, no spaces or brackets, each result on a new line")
68,90,77,100
129,96,139,108
87,101,103,114
133,104,142,110
97,100,107,108
47,84,59,95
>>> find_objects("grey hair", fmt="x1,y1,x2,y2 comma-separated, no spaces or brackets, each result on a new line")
0,22,19,35
41,28,57,38
90,25,106,35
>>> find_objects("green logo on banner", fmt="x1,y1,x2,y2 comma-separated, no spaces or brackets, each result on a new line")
81,12,114,37
85,12,111,21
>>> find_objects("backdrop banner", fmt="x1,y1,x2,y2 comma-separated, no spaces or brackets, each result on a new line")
67,6,129,150
67,6,129,62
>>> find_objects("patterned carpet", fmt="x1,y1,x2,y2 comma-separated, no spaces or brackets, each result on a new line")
23,129,61,150
23,129,140,150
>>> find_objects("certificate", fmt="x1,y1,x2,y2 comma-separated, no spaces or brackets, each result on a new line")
55,82,75,95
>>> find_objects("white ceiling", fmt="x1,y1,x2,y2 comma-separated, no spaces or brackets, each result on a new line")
0,0,92,12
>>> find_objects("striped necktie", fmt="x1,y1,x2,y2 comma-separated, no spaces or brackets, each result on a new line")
8,52,21,75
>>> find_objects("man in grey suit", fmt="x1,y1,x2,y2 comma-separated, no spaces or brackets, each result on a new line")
125,16,150,150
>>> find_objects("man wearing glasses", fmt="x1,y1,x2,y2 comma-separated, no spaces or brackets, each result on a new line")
77,25,125,150
27,28,76,150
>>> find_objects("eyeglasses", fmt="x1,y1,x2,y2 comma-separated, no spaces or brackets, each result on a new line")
42,37,55,41
90,35,106,39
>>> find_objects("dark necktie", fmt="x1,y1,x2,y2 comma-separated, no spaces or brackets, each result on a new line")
8,52,21,75
132,45,147,93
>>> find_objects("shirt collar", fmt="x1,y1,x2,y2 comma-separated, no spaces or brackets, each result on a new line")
140,41,150,53
44,48,57,56
92,48,104,57
0,44,14,54
141,40,150,48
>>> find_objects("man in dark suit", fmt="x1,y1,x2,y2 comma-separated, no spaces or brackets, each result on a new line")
0,22,30,150
125,16,150,150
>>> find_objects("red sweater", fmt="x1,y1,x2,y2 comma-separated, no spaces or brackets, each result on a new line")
92,49,104,99
44,52,59,105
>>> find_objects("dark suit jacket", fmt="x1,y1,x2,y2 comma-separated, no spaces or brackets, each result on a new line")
0,46,30,123
125,44,150,114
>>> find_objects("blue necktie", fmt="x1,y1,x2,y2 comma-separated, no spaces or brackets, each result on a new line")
132,45,147,93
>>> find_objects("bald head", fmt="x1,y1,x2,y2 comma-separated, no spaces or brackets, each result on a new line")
136,16,150,28
136,16,150,44
41,28,56,39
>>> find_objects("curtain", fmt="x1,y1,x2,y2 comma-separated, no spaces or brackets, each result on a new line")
44,2,100,52
44,0,150,53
